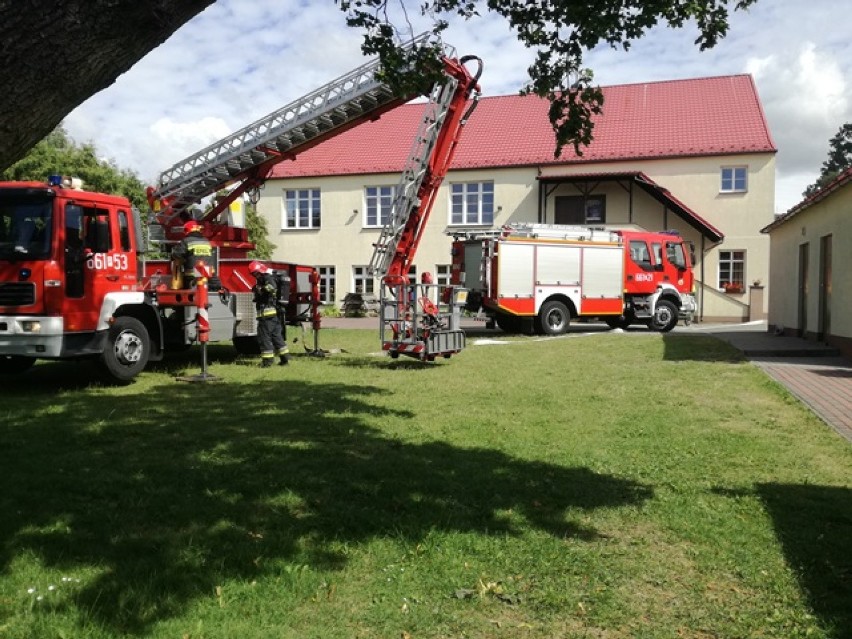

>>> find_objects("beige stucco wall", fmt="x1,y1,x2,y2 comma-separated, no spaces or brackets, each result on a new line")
259,152,775,322
766,184,852,343
257,168,537,300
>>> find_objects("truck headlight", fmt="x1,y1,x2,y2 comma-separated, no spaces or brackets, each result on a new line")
20,321,41,333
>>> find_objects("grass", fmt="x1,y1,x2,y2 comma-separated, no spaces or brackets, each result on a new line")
0,326,850,638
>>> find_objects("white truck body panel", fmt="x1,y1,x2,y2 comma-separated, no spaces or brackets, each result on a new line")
536,244,580,286
498,243,534,298
581,245,624,299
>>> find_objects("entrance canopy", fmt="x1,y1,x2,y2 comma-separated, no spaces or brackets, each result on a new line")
537,169,724,244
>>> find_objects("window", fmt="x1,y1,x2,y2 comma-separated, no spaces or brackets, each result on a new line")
718,250,745,292
318,266,336,303
720,167,747,193
435,264,451,287
364,186,395,228
554,195,606,225
118,210,132,251
283,189,321,229
352,265,375,295
629,240,653,271
0,196,52,260
450,182,494,225
666,242,688,269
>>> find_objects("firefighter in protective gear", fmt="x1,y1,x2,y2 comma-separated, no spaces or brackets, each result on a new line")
249,260,290,367
172,220,214,287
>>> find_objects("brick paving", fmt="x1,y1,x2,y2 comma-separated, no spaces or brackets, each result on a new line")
694,324,852,444
750,357,852,443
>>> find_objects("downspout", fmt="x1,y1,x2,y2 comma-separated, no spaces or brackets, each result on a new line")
700,234,706,322
537,173,544,223
628,181,633,225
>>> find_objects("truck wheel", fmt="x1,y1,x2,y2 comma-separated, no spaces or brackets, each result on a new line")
100,316,150,384
538,300,570,335
650,300,679,332
495,312,521,333
0,355,35,375
605,314,633,330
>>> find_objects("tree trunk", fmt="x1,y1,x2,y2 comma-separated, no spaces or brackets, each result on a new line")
0,0,215,171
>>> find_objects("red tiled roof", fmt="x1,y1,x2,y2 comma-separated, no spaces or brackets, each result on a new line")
270,74,776,179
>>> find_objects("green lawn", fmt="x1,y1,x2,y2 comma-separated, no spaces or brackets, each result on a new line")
0,328,849,638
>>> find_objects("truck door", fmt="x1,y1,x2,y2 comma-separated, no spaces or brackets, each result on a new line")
62,202,126,333
664,240,692,291
625,239,656,293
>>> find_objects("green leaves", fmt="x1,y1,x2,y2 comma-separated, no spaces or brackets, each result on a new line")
0,126,147,212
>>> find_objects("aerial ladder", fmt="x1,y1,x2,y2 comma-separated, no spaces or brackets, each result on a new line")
145,33,482,361
368,55,482,361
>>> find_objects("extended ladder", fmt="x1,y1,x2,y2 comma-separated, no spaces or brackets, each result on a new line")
367,73,460,278
149,33,438,226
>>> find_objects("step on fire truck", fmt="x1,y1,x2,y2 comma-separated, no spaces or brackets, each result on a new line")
451,222,698,335
0,34,480,382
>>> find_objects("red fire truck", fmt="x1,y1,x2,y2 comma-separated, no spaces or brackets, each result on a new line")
0,35,481,381
451,222,697,334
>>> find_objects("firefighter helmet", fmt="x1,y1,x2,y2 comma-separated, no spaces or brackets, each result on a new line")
183,220,203,235
249,260,270,275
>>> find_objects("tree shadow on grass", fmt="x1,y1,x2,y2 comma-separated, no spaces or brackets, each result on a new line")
714,484,851,637
0,377,652,635
662,333,746,363
756,483,852,638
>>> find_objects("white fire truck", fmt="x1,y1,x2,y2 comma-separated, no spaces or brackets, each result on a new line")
451,222,697,334
0,35,481,382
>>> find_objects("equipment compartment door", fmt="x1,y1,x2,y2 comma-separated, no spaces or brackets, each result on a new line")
580,245,623,315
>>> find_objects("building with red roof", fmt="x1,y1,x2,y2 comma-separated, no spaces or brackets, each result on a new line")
257,73,776,322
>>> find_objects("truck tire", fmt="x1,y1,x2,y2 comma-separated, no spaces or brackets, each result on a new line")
495,312,521,334
0,355,35,375
650,299,679,333
538,300,570,335
100,316,150,384
605,312,633,330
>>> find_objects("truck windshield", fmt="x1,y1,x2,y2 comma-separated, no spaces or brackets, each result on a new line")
0,192,53,260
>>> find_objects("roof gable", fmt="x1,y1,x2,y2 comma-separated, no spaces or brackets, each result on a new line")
762,166,852,233
270,74,776,179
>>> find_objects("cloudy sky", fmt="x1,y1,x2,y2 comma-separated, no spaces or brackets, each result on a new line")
65,0,850,214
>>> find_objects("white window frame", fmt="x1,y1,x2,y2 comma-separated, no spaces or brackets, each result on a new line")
283,188,321,230
352,265,375,295
364,185,396,228
720,166,748,193
718,250,746,292
435,264,451,287
317,265,336,304
449,181,494,226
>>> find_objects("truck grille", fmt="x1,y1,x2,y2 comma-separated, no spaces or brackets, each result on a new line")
0,282,36,306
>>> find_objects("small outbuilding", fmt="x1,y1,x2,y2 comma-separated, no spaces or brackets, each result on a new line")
761,167,852,357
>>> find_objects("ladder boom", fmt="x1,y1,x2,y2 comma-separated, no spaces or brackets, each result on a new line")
368,54,482,283
147,33,440,232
